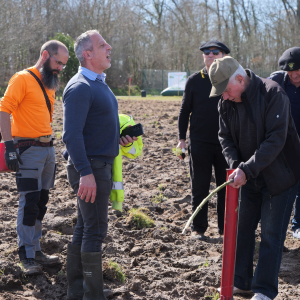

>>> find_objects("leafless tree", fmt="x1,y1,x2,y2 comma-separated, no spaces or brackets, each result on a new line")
0,0,299,93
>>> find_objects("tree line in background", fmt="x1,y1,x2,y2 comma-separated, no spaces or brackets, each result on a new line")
0,0,299,95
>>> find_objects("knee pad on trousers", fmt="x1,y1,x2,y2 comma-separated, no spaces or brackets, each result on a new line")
23,191,41,226
37,189,49,221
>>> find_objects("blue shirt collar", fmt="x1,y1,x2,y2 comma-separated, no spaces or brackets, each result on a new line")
78,66,106,82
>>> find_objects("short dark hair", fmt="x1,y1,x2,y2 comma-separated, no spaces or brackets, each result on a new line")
40,40,68,56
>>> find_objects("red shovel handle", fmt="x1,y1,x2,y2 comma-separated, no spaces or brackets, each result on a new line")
220,169,240,300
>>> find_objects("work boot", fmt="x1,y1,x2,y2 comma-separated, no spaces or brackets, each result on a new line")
251,293,271,300
81,252,107,300
35,250,60,266
293,228,300,239
191,231,207,241
217,286,253,295
67,244,84,300
18,246,42,275
20,258,43,275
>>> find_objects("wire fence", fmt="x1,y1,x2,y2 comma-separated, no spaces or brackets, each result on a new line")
142,67,277,95
142,69,196,95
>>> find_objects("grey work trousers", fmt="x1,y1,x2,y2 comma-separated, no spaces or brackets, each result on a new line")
66,159,112,252
16,145,56,259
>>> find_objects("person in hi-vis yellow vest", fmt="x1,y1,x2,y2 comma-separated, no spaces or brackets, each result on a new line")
62,113,143,211
110,114,143,211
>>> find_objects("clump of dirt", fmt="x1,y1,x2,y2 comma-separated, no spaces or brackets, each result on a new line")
0,98,299,299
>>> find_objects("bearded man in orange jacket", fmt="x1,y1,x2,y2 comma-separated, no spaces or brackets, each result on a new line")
0,40,69,275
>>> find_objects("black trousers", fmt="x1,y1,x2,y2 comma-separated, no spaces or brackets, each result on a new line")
188,139,228,233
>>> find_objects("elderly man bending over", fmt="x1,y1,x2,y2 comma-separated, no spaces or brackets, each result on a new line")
209,56,300,300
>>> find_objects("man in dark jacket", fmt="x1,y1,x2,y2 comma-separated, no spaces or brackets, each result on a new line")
269,47,300,239
209,56,300,300
177,40,230,240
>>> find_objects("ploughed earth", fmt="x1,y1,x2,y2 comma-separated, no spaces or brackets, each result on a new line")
0,98,300,300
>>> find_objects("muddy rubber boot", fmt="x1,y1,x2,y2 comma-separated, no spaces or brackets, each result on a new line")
81,252,107,300
67,244,84,300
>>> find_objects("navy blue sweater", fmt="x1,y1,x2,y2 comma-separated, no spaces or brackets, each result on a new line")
63,73,119,176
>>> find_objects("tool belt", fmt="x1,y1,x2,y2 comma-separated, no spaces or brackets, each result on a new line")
14,139,53,148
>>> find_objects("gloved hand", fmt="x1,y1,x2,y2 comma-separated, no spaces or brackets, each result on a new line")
4,140,23,172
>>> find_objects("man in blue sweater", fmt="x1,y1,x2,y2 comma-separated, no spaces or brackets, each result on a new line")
269,47,300,240
63,30,133,300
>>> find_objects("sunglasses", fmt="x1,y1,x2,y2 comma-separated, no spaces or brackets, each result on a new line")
203,49,223,55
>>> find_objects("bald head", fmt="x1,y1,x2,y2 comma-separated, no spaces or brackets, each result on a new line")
35,40,69,90
40,40,68,56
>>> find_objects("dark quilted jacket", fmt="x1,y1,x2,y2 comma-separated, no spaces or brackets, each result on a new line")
218,70,300,195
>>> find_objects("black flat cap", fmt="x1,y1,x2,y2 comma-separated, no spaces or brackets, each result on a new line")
278,47,300,71
199,40,230,54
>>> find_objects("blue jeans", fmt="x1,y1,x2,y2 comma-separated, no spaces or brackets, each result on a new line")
234,174,297,299
67,159,112,253
291,180,300,232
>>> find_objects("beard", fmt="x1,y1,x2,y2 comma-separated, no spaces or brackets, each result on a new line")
39,58,60,90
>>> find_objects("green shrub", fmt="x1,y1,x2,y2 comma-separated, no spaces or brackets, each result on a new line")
151,193,167,203
127,207,155,229
111,88,128,96
157,184,166,191
172,147,183,157
111,85,141,96
205,292,219,300
108,260,126,283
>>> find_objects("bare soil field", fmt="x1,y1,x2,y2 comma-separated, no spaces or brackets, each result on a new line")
0,98,300,300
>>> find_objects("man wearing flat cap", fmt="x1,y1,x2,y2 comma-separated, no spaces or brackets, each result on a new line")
269,47,300,239
209,56,300,300
177,40,229,240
